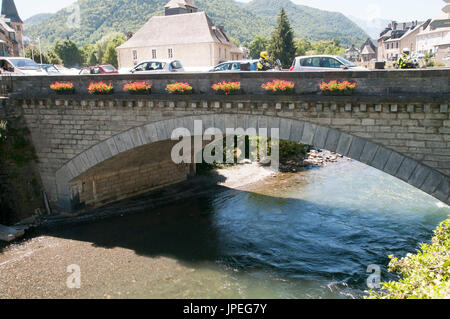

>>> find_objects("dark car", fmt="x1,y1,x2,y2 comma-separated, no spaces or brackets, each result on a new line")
79,65,118,75
209,60,259,72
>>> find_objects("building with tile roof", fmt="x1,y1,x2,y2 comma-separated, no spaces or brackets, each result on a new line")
117,0,243,70
0,0,23,56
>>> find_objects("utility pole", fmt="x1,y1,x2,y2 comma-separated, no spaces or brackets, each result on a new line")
38,38,43,64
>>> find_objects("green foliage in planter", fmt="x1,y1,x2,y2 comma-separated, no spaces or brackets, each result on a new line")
367,218,450,299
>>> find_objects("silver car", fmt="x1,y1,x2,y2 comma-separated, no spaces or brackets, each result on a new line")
290,55,367,71
0,57,45,75
128,59,185,74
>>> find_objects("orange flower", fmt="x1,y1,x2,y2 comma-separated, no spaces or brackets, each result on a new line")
319,80,356,92
211,81,241,95
166,82,193,94
88,82,113,94
50,82,74,91
262,80,295,92
123,81,152,92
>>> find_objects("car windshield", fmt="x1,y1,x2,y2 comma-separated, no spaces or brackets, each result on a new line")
44,65,60,74
134,62,165,71
335,56,356,67
102,65,117,72
10,59,40,70
214,63,230,71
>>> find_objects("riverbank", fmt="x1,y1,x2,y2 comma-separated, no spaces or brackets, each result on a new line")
0,157,448,299
1,147,347,234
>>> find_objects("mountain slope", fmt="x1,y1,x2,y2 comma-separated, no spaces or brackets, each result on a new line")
24,0,368,50
24,13,53,26
347,15,390,39
244,0,368,46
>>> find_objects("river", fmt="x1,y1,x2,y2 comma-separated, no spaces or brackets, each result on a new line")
0,159,448,299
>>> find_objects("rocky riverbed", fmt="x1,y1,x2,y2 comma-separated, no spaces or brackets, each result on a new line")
279,149,346,173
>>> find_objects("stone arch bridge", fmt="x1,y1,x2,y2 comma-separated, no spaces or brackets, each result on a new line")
1,69,449,212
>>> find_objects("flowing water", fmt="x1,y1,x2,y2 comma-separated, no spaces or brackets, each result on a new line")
5,160,448,299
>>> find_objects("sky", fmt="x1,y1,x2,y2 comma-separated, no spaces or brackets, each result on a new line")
14,0,446,21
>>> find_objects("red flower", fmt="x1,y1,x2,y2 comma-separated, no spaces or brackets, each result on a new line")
262,80,295,92
166,82,193,94
88,82,113,94
211,81,241,95
123,81,152,92
319,80,356,92
50,82,74,91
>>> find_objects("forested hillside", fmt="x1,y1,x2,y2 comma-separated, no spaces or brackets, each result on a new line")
24,0,368,50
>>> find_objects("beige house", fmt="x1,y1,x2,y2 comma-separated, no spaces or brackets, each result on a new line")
416,7,450,66
117,0,243,70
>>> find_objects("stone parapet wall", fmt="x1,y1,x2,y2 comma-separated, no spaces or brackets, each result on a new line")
6,69,450,98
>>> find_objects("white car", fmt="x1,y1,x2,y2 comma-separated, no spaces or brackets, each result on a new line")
126,59,185,74
0,57,45,75
290,55,368,71
444,55,450,61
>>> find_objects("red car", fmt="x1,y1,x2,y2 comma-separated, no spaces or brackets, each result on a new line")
79,64,118,75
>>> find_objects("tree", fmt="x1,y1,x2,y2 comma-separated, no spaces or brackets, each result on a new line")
81,44,96,66
25,47,49,64
101,34,126,68
47,50,63,65
229,37,240,48
268,8,296,68
248,35,269,59
53,39,82,67
309,39,345,56
95,33,126,64
294,38,312,56
102,42,119,68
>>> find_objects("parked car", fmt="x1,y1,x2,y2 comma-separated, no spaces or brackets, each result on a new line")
127,60,185,74
39,64,61,75
444,55,450,61
0,57,45,75
209,60,259,72
79,64,118,75
290,55,367,71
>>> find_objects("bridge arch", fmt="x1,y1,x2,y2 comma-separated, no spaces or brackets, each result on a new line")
55,114,450,211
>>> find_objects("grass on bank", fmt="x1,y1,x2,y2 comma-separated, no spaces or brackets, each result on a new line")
367,218,450,299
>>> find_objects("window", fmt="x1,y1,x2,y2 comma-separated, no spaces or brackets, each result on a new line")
219,48,221,58
132,50,138,61
300,57,321,67
170,60,183,70
231,62,240,70
214,63,230,71
320,57,342,68
101,65,117,73
168,48,173,59
152,49,157,59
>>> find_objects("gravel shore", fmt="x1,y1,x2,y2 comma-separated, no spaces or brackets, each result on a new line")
0,151,345,298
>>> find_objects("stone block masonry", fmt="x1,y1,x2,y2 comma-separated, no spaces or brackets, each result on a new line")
2,69,449,211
